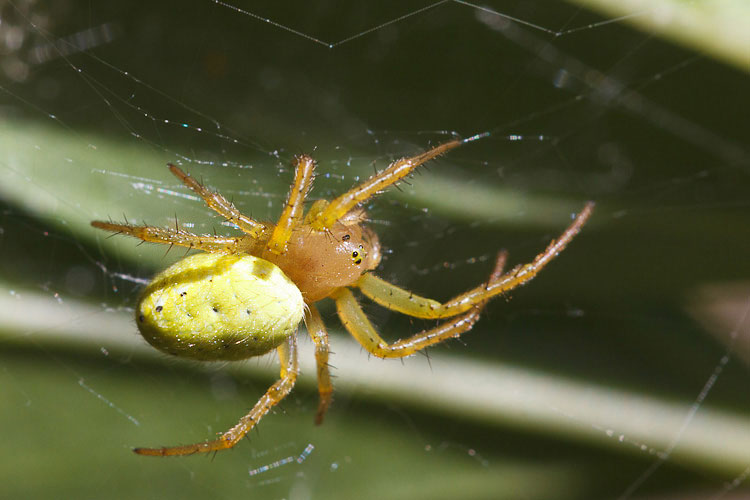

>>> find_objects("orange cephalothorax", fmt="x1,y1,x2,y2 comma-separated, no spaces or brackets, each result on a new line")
264,210,381,302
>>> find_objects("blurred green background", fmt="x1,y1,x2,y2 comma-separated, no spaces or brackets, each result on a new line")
1,1,749,499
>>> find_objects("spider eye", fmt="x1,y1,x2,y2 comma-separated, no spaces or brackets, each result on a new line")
351,245,365,265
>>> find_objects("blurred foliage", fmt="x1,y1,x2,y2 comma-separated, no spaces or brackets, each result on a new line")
570,0,750,72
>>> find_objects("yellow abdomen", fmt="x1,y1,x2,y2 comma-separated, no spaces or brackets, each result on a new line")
136,253,304,361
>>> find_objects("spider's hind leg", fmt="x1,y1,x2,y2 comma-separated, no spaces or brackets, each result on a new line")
133,335,299,456
90,221,242,254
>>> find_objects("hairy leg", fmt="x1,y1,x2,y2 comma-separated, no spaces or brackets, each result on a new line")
134,335,299,456
168,164,269,239
90,221,241,254
305,304,334,424
266,155,316,255
356,202,594,319
334,251,506,358
311,139,463,230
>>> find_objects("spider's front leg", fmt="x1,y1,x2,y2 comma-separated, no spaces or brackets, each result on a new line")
134,336,299,456
266,155,316,255
311,139,463,230
333,251,507,359
356,202,594,320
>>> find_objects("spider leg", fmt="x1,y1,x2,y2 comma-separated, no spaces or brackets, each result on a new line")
133,335,299,456
168,164,269,239
266,155,316,255
356,202,594,319
311,139,463,230
332,251,506,359
90,221,242,253
304,304,334,425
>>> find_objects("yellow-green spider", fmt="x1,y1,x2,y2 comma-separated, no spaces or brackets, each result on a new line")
92,138,594,457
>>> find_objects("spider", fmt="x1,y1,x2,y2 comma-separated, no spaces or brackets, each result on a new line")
92,138,594,457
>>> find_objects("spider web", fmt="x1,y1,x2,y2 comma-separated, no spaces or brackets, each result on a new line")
1,1,749,499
